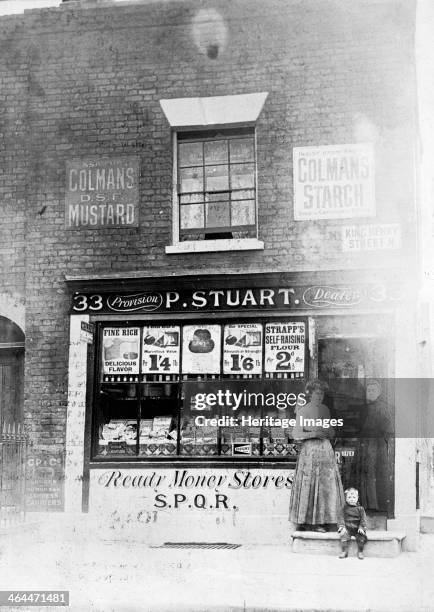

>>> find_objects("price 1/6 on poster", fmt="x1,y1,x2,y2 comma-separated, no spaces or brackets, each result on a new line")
223,323,263,374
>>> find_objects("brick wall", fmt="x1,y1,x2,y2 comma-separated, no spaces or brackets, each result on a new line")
0,15,28,314
0,0,417,452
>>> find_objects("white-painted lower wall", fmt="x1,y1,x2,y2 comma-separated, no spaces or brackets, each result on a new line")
390,306,420,550
88,467,295,545
64,314,89,513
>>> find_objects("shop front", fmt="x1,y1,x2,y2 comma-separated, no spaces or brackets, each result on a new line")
64,271,402,543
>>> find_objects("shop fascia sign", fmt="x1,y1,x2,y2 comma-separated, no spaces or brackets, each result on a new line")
71,283,401,314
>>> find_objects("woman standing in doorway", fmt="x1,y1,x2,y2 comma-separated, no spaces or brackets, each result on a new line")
289,379,345,531
351,379,393,511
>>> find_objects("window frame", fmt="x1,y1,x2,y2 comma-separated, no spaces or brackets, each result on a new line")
176,128,258,239
160,92,268,254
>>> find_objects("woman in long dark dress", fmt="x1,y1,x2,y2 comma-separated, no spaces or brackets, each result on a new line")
351,379,393,511
289,379,345,531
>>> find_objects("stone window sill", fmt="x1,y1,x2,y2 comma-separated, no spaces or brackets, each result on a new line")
165,238,264,254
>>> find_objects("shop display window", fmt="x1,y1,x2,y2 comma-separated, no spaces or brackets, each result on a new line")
97,383,139,457
139,383,178,457
97,382,179,458
92,319,307,460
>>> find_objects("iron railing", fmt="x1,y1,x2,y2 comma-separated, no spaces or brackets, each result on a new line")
0,422,28,528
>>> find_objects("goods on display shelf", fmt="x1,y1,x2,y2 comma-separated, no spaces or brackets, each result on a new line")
181,418,218,444
180,442,219,456
270,425,291,441
138,419,153,441
220,425,249,444
138,416,175,443
138,415,177,456
180,417,219,455
139,442,177,456
100,419,137,444
153,416,173,437
226,442,260,456
263,441,298,457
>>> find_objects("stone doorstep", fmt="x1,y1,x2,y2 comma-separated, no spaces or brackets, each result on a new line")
366,512,387,530
291,530,406,558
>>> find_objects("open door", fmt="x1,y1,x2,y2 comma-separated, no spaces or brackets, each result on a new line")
318,336,394,518
0,316,24,428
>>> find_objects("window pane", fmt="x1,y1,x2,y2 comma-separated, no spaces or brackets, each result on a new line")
206,201,230,227
177,133,257,242
180,193,203,205
230,138,254,162
206,192,228,203
178,142,203,167
231,163,255,189
138,384,178,457
179,167,204,193
180,203,204,229
204,140,228,165
231,200,256,226
97,383,138,457
231,189,255,201
205,165,229,191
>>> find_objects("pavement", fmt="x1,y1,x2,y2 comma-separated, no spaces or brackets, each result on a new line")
1,525,434,612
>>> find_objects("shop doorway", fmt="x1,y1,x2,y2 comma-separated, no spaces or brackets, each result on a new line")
0,316,24,428
0,316,26,527
318,336,394,518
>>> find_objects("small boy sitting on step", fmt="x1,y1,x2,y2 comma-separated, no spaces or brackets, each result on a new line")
338,487,368,560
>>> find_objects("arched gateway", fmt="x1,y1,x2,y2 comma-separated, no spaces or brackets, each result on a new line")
0,315,25,427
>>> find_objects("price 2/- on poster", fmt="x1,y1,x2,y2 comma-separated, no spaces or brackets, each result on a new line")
264,322,305,373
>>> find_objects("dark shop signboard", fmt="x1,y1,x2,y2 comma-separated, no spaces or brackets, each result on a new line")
71,283,402,314
65,156,140,228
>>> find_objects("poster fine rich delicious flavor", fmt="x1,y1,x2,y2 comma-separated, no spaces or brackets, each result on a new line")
102,327,140,375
